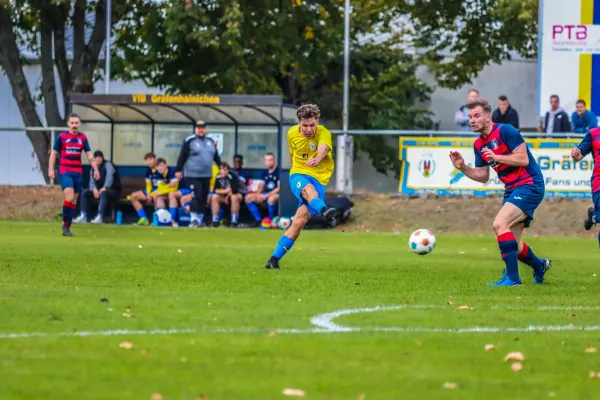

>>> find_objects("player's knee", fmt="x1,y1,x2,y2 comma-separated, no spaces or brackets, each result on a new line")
65,192,75,203
267,196,279,205
492,218,510,234
301,184,316,198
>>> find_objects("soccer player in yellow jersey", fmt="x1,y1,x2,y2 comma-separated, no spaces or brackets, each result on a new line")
266,104,337,270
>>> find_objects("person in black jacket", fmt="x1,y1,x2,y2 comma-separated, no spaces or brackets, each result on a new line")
74,151,121,224
540,95,572,134
210,162,242,228
492,95,520,129
175,120,221,228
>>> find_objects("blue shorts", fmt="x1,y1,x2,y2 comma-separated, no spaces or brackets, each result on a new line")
180,188,191,196
58,172,83,194
503,184,545,228
289,174,326,216
593,191,600,219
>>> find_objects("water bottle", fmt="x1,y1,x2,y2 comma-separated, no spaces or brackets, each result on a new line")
115,210,123,226
152,212,158,226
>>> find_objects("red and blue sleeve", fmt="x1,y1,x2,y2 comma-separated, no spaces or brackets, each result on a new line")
500,124,525,152
578,132,593,157
473,146,486,167
52,134,62,152
83,137,91,152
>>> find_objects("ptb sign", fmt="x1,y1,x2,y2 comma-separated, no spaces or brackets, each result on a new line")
552,25,588,40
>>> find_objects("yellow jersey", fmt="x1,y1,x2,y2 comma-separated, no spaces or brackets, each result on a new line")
209,163,219,191
288,125,334,185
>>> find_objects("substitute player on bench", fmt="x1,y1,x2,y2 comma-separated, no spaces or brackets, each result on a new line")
571,128,600,247
449,98,551,286
265,104,336,270
48,113,99,237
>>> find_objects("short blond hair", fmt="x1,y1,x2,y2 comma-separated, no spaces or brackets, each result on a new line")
297,104,320,120
466,98,492,113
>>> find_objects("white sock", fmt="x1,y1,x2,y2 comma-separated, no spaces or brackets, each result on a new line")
190,212,198,222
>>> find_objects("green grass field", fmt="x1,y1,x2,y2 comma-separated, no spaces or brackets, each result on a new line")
1,221,599,399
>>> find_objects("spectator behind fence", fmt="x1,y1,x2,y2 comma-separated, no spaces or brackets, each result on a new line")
245,152,280,227
74,151,121,224
571,99,598,133
540,95,571,134
210,162,242,228
455,89,480,131
492,95,519,129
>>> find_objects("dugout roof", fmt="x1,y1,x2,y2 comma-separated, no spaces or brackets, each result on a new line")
69,93,298,125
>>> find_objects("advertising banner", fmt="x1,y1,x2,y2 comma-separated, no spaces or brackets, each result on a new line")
539,0,600,117
398,137,593,198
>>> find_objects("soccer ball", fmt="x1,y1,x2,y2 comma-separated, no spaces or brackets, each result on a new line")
261,217,272,229
155,209,172,226
408,229,436,255
278,217,291,230
271,217,280,229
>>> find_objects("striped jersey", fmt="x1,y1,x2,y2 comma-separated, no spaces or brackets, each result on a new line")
473,123,543,190
577,127,600,193
53,131,91,175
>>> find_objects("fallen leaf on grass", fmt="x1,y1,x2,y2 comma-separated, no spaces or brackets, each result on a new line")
458,305,472,310
151,394,163,400
504,352,525,361
119,341,134,349
197,395,208,400
357,394,366,400
561,341,566,346
511,362,523,372
83,264,88,269
590,371,599,378
177,249,182,253
141,349,149,357
268,332,276,338
548,392,556,398
443,382,459,389
138,245,143,249
586,347,597,353
447,300,453,306
484,344,496,351
122,312,133,318
282,388,305,397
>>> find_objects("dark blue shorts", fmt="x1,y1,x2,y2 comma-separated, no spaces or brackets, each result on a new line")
503,184,545,228
58,172,83,194
593,191,600,220
289,174,326,216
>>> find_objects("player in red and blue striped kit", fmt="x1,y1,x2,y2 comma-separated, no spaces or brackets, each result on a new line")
48,114,100,236
571,127,600,247
449,98,551,286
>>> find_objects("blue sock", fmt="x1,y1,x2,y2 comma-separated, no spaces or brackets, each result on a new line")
232,213,239,224
169,207,177,221
218,208,224,219
136,208,147,220
81,211,87,219
271,235,295,260
518,242,543,272
309,197,326,215
498,232,520,282
183,202,190,209
247,202,262,221
268,203,277,219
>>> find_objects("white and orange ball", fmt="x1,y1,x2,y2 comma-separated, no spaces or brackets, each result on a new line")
408,229,436,255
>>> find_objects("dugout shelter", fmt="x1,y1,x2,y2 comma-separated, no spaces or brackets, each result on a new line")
69,93,301,219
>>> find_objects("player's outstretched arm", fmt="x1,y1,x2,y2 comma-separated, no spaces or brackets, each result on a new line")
306,144,330,167
449,151,489,183
484,143,529,167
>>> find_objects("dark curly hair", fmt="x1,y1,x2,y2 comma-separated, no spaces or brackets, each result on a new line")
296,104,321,120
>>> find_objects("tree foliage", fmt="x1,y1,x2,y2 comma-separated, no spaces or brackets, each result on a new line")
0,0,132,182
409,0,538,89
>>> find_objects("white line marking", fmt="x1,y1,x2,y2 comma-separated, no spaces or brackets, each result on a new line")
1,304,599,340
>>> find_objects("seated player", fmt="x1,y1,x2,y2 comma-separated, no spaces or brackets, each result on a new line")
265,104,337,270
210,162,243,227
571,127,600,247
149,158,179,213
168,183,192,227
449,98,551,286
245,152,280,227
128,152,159,225
233,154,250,189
